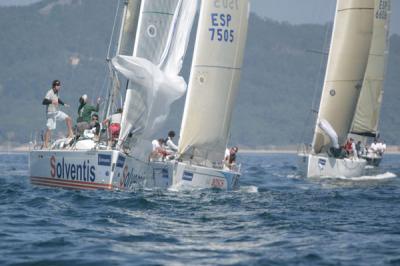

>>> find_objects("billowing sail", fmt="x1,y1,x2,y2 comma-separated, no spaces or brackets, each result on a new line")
350,0,391,137
112,0,197,151
312,0,375,154
178,0,250,165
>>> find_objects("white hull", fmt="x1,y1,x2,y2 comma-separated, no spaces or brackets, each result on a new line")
29,149,152,190
298,153,367,178
361,153,382,167
150,161,240,191
30,150,239,191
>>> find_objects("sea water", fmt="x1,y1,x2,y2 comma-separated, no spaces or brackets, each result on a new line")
0,152,399,265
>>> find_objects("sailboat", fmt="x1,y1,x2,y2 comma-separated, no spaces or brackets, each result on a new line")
350,0,391,167
298,0,376,178
29,0,197,190
150,0,250,190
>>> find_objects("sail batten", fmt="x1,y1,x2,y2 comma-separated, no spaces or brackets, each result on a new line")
312,0,375,154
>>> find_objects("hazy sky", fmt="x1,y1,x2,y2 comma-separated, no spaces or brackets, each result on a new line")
251,0,400,34
1,0,399,34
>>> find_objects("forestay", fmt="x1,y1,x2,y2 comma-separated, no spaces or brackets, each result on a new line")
350,0,391,138
112,0,197,151
312,0,375,154
178,0,250,165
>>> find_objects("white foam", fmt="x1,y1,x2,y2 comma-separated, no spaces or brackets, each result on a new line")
239,185,259,193
321,172,397,181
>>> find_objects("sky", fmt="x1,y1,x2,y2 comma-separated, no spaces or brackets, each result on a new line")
251,0,400,35
0,0,399,34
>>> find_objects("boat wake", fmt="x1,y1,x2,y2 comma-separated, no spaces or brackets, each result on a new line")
321,172,397,181
238,185,259,193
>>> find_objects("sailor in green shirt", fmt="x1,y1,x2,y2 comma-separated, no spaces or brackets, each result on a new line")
76,94,101,135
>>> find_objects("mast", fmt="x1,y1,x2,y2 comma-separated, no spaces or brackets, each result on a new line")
117,0,142,56
312,0,375,154
350,0,391,138
104,0,142,120
178,0,250,165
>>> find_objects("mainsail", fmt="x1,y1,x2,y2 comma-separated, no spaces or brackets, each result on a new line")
350,0,391,138
312,0,375,154
178,0,250,165
112,0,197,152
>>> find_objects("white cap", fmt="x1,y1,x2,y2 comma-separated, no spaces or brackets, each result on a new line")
81,94,87,102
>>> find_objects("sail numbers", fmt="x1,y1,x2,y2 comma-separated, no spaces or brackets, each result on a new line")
376,0,389,20
209,13,234,42
213,0,239,10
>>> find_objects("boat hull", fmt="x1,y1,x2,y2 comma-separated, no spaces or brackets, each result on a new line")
30,150,239,191
29,150,151,190
298,153,367,178
151,161,240,190
361,154,382,167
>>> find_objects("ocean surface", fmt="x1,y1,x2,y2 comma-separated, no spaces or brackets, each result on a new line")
1,152,399,266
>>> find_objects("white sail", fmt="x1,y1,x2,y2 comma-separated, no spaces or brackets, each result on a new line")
350,0,391,137
178,0,250,165
113,0,197,150
312,0,375,154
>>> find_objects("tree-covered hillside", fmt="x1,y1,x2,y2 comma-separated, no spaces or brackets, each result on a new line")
0,0,399,148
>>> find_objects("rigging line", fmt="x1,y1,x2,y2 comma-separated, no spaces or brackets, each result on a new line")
101,0,123,120
299,0,335,147
312,1,335,110
107,0,122,59
66,1,85,100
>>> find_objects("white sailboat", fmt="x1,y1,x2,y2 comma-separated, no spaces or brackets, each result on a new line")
350,0,391,167
298,0,376,178
151,0,250,190
29,0,197,190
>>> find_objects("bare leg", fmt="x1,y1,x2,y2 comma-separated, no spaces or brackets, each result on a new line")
44,129,51,148
66,117,74,138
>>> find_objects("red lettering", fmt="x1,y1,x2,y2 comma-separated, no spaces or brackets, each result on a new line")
211,178,225,188
119,165,129,188
50,156,56,177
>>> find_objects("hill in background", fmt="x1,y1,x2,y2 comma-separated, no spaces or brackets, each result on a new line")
0,0,399,149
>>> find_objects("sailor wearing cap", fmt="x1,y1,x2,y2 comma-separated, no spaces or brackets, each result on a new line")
42,79,74,148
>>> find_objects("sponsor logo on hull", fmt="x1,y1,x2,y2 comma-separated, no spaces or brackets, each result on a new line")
211,178,225,188
119,165,145,189
318,159,326,170
50,156,96,182
98,154,111,166
116,155,125,168
182,171,193,181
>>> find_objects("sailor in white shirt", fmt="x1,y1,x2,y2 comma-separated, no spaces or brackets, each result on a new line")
165,130,178,153
42,80,73,148
376,140,386,155
351,140,358,159
150,138,167,161
369,140,379,154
